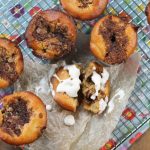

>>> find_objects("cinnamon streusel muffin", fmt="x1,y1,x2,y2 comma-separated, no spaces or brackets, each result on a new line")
90,15,138,64
25,9,77,60
0,91,47,145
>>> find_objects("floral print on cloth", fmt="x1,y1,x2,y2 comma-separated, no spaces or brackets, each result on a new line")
10,4,25,18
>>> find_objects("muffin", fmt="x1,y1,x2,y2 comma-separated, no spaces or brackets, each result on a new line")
0,91,47,145
90,15,138,65
25,9,77,60
82,62,110,114
145,2,150,24
0,38,24,88
50,65,82,112
60,0,108,20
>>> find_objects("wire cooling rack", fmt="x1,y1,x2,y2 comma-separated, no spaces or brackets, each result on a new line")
0,0,150,149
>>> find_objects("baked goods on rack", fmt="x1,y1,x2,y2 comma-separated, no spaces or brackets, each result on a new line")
90,15,138,65
60,0,108,20
0,91,47,145
25,9,77,60
145,2,150,24
0,38,24,89
82,62,110,114
50,65,82,112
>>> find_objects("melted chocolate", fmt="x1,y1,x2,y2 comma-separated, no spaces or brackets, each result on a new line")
1,98,30,136
32,17,73,55
99,16,128,64
78,0,93,8
0,47,18,83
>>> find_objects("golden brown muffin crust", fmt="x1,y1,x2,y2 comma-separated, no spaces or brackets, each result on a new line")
60,0,108,20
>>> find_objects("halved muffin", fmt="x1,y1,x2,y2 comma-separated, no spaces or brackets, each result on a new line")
0,38,24,88
0,91,47,145
82,62,110,114
50,65,82,112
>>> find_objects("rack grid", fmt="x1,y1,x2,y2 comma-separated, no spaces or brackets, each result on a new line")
0,0,149,149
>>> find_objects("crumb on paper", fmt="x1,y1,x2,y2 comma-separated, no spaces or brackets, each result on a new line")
35,77,50,95
107,89,125,113
64,115,75,126
56,65,81,98
46,104,52,111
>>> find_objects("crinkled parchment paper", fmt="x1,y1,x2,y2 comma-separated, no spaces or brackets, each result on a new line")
14,33,141,150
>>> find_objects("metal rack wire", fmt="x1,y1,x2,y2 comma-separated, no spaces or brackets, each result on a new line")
0,0,150,149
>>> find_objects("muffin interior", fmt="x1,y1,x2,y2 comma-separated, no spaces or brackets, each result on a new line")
81,62,110,113
82,63,106,104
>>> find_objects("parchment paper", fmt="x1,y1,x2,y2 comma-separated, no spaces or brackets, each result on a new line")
14,32,141,150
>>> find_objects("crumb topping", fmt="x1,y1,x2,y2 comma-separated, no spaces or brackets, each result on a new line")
1,98,31,136
0,47,18,83
32,16,74,56
99,16,128,64
78,0,93,8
